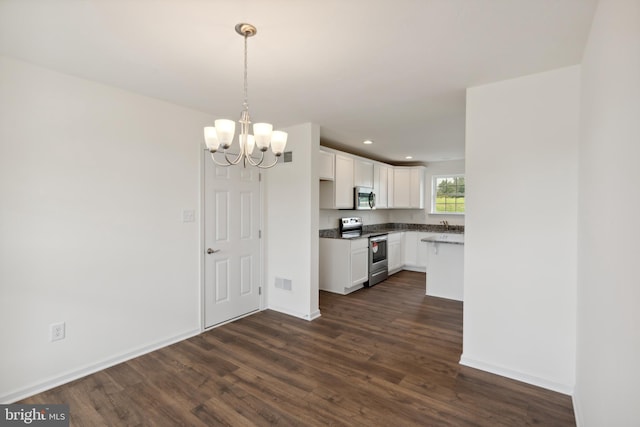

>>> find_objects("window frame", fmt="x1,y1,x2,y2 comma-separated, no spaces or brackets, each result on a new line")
430,174,465,215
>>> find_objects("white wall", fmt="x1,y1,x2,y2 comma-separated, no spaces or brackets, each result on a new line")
463,66,580,393
574,0,640,424
265,123,320,320
0,56,207,402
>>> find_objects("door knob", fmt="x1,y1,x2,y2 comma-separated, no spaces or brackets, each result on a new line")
207,248,220,254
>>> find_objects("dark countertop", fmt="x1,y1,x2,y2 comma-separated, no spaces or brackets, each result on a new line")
319,223,464,240
421,235,464,245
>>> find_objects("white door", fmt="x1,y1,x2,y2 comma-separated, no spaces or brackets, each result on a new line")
204,155,261,328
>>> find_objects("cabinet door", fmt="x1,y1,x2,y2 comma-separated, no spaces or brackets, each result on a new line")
388,233,404,272
410,167,425,208
351,246,369,286
403,231,418,266
388,167,395,208
393,168,411,208
354,159,374,188
319,150,335,180
373,164,388,209
335,154,354,209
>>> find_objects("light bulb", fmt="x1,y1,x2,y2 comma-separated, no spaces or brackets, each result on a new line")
253,123,273,151
214,119,235,149
271,130,288,155
204,127,220,151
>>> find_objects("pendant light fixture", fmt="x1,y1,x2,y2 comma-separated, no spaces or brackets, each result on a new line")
204,23,287,168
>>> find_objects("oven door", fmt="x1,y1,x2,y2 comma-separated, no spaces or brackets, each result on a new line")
370,236,387,265
368,234,389,286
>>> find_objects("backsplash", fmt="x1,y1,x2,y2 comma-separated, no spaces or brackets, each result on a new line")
319,209,391,229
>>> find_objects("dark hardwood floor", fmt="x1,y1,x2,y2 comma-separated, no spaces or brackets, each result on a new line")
22,271,575,426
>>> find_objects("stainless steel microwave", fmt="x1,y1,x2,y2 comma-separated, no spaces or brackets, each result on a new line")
354,186,376,210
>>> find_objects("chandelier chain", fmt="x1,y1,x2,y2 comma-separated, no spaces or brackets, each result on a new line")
243,33,248,113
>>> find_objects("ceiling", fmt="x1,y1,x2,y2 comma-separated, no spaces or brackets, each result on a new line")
0,0,597,164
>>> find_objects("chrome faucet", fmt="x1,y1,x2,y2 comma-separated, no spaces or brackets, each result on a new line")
440,220,449,231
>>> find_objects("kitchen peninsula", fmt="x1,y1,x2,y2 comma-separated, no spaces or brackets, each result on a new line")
421,234,464,301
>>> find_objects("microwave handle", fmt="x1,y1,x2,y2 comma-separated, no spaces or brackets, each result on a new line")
369,191,376,209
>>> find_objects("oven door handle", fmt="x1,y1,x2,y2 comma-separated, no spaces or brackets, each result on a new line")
370,236,388,243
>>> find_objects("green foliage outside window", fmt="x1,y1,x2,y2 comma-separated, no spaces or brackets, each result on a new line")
434,175,465,213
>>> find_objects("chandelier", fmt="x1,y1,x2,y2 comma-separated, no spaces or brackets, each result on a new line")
204,23,287,169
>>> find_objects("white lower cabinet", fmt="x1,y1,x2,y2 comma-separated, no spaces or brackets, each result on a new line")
388,232,404,274
403,231,429,272
320,238,369,294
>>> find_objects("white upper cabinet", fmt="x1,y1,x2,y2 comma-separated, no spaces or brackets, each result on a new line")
320,151,354,209
410,167,426,209
391,166,425,209
392,168,412,208
388,166,395,208
318,150,335,180
354,158,374,188
373,164,389,209
335,154,355,208
318,147,424,210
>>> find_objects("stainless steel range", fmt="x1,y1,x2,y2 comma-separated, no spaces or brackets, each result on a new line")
368,233,388,286
339,217,363,238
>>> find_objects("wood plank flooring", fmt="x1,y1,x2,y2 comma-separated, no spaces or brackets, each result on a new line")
21,271,575,426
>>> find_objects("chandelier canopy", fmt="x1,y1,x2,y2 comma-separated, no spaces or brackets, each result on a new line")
204,23,287,169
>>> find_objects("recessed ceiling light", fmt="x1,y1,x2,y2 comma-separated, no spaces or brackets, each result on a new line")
363,140,373,145
405,156,413,160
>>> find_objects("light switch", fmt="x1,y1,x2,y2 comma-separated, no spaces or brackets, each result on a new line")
182,209,195,223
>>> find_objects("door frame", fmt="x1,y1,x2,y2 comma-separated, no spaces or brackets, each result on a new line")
199,148,266,331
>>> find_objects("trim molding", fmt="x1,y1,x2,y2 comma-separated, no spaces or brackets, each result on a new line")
1,328,201,404
459,354,574,396
308,310,322,321
268,305,321,322
572,389,583,426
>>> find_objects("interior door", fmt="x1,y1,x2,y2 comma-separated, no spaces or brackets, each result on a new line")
204,154,261,328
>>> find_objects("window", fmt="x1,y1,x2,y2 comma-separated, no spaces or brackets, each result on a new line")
432,175,465,214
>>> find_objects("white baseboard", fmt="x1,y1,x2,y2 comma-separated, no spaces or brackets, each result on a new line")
572,389,583,426
268,305,321,321
1,328,201,404
402,266,426,273
459,354,574,395
308,310,322,321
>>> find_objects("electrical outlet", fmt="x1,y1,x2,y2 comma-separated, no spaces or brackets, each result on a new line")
50,322,65,342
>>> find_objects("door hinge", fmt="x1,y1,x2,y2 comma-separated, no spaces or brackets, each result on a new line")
259,173,262,182
259,287,262,295
259,230,262,239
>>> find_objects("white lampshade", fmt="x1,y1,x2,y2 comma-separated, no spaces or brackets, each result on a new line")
270,130,288,155
204,127,220,151
214,119,235,148
239,134,255,155
253,123,273,150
